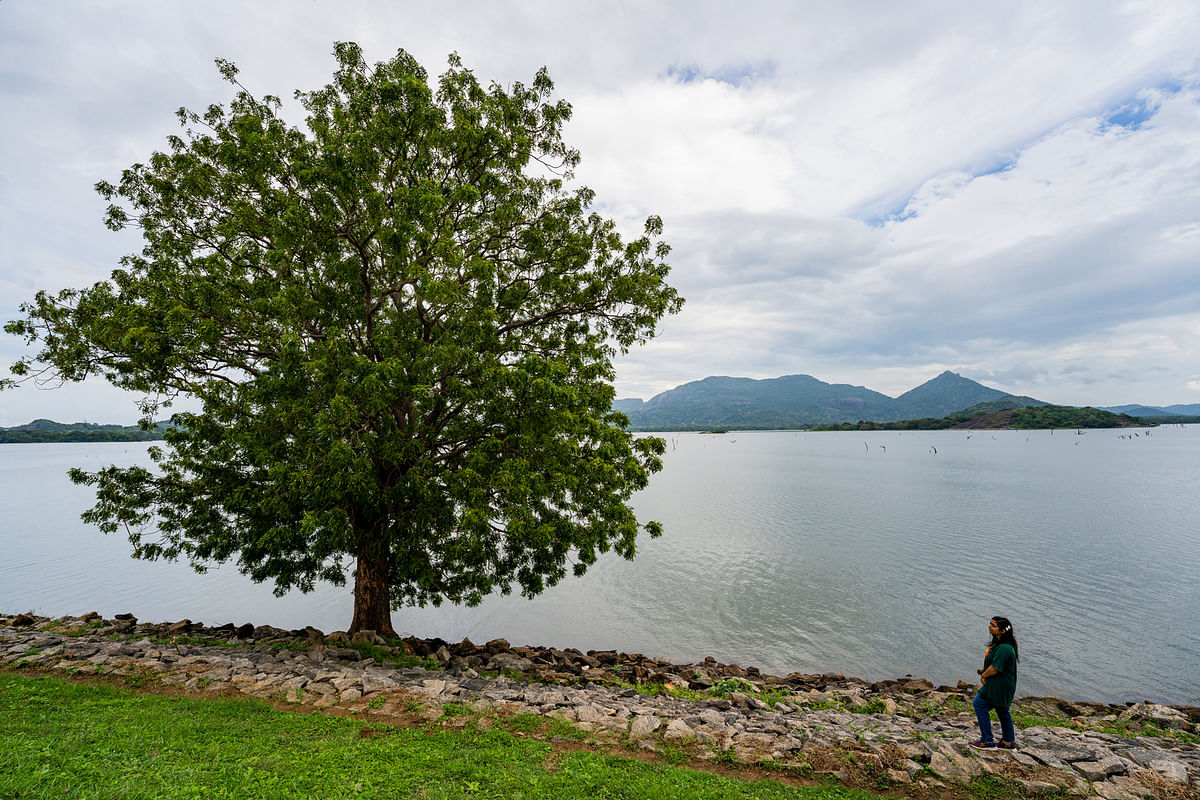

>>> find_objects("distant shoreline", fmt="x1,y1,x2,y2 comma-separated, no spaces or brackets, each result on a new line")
0,419,168,444
0,431,163,444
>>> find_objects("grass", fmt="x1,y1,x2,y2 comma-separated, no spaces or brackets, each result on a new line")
611,676,800,712
0,672,887,800
1092,719,1200,745
964,774,1062,800
902,695,972,718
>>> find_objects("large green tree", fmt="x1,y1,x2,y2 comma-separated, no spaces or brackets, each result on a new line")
6,43,682,636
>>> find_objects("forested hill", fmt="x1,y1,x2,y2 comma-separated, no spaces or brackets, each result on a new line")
815,405,1147,431
0,419,169,443
616,370,1049,430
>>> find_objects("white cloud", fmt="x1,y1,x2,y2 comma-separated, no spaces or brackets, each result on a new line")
5,1,1200,424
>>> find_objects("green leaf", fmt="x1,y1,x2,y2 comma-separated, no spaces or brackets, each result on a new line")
6,43,682,634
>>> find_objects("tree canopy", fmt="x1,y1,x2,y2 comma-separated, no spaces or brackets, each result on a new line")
6,43,682,635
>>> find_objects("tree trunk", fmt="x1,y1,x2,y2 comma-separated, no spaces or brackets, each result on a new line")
349,540,397,638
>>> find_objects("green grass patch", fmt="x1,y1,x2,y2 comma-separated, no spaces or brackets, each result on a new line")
1092,719,1200,745
903,695,971,718
710,677,757,697
1,673,893,799
804,699,846,712
665,685,709,702
1010,711,1081,731
846,700,889,716
966,773,1065,799
547,716,590,741
759,688,793,709
505,712,545,734
440,701,473,718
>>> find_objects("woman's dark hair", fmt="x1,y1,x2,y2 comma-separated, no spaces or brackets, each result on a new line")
990,616,1019,662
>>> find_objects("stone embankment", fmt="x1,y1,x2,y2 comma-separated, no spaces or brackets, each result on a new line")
3,612,1197,799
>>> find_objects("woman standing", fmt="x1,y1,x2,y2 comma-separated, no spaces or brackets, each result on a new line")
970,616,1019,749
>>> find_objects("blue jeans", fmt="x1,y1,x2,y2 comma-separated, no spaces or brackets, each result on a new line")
973,693,1015,743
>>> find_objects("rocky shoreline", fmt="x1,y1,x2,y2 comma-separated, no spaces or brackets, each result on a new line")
3,612,1197,798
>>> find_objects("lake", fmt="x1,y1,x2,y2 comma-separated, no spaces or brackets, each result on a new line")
2,427,1197,704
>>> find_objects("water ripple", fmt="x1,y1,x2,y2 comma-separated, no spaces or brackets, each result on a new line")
3,431,1198,702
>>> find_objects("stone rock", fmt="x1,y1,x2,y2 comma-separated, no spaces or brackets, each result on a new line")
361,673,398,694
484,638,510,654
630,715,660,738
586,650,618,666
732,733,775,760
488,653,533,673
663,718,696,740
576,705,613,724
1073,757,1126,782
1017,779,1062,794
1091,780,1138,800
234,623,254,639
928,750,981,782
1107,776,1157,799
1025,747,1073,772
330,677,360,693
1147,759,1189,785
1120,702,1190,729
526,687,567,707
303,626,324,644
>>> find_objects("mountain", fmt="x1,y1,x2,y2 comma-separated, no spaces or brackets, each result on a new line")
611,398,646,417
626,374,895,429
1102,404,1200,417
1163,404,1200,415
890,370,1008,419
618,371,1045,430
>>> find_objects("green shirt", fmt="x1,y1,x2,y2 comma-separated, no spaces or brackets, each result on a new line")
979,642,1017,707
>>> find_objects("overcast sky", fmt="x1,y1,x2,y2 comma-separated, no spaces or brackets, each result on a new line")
3,1,1200,426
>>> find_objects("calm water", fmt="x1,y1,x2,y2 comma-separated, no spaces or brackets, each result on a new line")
2,428,1198,704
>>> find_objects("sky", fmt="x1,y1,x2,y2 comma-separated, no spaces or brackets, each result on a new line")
3,1,1200,426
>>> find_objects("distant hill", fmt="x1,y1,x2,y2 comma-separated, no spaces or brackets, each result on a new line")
0,419,169,443
889,371,1008,419
816,404,1146,431
1006,406,1145,430
611,398,647,417
618,371,1046,430
1102,403,1200,417
955,396,1049,415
